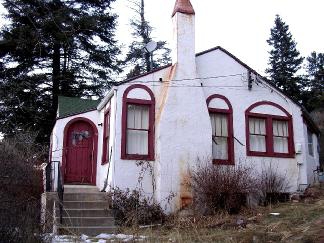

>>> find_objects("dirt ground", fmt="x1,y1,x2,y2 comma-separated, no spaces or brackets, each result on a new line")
121,184,324,243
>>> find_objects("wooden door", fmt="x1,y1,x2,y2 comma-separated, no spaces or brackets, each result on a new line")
64,120,96,184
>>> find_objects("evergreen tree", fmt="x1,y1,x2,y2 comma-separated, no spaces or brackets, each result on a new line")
266,15,304,100
303,52,324,111
124,0,171,78
0,0,121,143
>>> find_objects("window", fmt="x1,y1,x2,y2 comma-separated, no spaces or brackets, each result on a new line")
207,94,234,165
101,108,110,164
121,85,155,160
249,117,266,152
308,130,314,156
246,101,294,158
126,104,149,155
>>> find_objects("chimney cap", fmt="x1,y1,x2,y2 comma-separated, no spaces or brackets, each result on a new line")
172,0,195,17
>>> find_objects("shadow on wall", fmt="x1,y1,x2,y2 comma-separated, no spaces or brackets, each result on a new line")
311,108,324,170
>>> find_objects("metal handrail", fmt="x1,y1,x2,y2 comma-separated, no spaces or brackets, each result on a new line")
44,160,64,223
57,161,64,224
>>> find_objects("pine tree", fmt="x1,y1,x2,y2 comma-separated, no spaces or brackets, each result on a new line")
124,0,171,78
266,15,304,101
0,0,121,143
303,52,324,111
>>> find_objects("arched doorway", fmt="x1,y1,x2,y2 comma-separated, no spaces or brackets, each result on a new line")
63,117,98,185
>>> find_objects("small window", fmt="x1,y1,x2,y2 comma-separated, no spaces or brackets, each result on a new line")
246,101,294,158
308,130,314,157
121,84,155,160
101,108,110,164
207,94,234,165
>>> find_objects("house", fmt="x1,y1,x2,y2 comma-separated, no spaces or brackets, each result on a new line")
49,0,320,213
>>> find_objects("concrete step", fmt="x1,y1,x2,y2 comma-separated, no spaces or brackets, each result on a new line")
59,209,114,218
58,226,116,236
63,201,108,209
58,217,115,227
64,185,99,194
63,192,108,201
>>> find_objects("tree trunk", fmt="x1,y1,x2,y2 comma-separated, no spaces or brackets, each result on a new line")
51,41,61,125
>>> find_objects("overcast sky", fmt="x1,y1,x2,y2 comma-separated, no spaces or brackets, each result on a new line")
1,0,323,77
114,0,324,76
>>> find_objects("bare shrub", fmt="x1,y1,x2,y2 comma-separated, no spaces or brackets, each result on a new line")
190,162,258,215
107,187,165,227
258,163,290,205
0,132,46,243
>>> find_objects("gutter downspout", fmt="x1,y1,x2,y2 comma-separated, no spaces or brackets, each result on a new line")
97,87,115,111
101,88,118,191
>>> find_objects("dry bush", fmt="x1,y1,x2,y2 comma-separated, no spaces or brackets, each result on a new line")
0,133,46,243
108,187,165,227
190,162,258,215
258,163,290,205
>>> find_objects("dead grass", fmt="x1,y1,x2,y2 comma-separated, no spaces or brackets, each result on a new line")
119,184,324,243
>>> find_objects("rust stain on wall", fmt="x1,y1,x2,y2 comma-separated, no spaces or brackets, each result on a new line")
155,64,177,124
179,158,193,209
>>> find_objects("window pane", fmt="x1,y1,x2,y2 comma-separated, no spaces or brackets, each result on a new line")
105,138,109,161
127,105,149,129
273,137,288,153
105,113,110,136
212,137,228,160
250,135,266,152
126,130,148,155
273,120,288,137
249,118,266,135
210,113,228,137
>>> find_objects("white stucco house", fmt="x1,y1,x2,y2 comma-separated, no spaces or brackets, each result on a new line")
50,0,320,212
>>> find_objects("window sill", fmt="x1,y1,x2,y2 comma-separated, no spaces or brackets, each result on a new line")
121,154,154,161
247,151,295,158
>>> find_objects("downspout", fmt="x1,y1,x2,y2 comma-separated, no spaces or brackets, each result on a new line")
113,89,118,189
101,88,118,192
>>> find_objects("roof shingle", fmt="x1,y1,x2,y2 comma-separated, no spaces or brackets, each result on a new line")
58,96,99,118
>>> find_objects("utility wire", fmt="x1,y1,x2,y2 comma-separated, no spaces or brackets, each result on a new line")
113,73,246,84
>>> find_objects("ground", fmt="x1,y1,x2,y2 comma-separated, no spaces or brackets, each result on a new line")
51,184,324,243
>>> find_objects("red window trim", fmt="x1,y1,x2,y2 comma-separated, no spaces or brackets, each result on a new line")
207,94,235,165
245,101,295,158
101,108,110,165
121,84,155,161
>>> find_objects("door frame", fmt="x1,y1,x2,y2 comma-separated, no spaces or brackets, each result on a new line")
62,117,98,185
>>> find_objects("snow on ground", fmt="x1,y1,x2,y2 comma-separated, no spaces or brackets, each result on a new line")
47,233,147,243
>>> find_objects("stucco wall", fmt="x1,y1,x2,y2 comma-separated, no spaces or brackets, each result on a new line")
50,110,99,190
196,49,308,191
50,49,319,213
104,67,173,200
104,48,318,212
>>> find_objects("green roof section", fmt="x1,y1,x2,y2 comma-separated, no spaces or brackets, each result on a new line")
58,96,100,118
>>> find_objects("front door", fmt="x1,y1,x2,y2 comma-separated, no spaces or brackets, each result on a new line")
64,120,96,184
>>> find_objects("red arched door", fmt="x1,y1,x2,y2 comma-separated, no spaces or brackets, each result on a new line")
63,118,97,185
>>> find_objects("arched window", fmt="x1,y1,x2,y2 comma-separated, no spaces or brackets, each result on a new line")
207,94,234,165
121,84,155,160
245,101,295,158
101,107,110,165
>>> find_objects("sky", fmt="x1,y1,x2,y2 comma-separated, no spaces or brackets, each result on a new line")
113,0,324,76
0,0,323,77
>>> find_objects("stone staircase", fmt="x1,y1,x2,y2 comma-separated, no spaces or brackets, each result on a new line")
56,185,116,236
